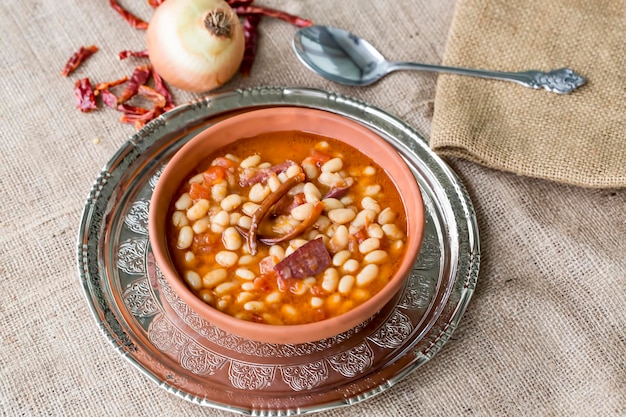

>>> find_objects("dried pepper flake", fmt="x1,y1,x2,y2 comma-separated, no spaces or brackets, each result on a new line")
147,0,165,7
138,85,166,107
94,76,129,95
152,69,175,111
74,78,98,112
234,5,314,28
109,0,149,30
117,103,150,115
226,0,254,7
240,14,261,76
117,65,152,104
118,49,149,60
120,106,164,130
100,89,119,108
61,45,99,77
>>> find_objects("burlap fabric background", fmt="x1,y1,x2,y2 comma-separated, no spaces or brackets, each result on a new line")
431,0,626,188
1,1,624,416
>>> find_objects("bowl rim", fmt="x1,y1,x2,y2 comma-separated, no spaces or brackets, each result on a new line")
149,106,425,344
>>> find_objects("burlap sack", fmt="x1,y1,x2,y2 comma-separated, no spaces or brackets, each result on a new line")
431,0,626,188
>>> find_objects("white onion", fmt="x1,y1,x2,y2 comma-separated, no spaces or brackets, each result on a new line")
146,0,245,93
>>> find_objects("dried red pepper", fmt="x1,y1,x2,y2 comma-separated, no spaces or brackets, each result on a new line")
147,0,165,7
61,45,99,77
234,5,314,28
117,65,152,104
137,85,166,108
74,78,98,112
226,0,254,7
93,76,129,95
152,69,175,111
118,49,149,60
240,14,261,76
120,106,164,130
100,89,119,108
118,103,150,115
109,0,149,29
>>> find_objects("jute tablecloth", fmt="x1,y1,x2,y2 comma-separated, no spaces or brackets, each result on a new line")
431,0,626,188
0,1,624,416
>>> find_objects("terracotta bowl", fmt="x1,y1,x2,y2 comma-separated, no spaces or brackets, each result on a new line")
149,107,425,345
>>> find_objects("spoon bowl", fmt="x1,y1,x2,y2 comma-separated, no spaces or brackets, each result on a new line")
293,25,585,94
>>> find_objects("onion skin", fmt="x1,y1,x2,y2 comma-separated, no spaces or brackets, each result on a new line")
147,0,245,93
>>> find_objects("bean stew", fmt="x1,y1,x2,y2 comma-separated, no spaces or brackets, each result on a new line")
166,130,408,326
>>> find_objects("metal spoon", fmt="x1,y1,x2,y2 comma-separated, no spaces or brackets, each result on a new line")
292,25,585,94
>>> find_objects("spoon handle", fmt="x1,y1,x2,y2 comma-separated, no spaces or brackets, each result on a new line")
390,62,585,94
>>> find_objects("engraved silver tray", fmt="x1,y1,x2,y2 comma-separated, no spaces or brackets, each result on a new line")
77,86,479,415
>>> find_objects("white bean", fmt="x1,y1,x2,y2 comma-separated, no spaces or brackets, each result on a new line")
203,269,228,288
329,225,349,251
215,250,238,267
328,208,356,225
321,157,343,173
332,250,351,267
220,194,242,212
229,212,242,226
356,264,379,287
186,199,210,221
240,154,261,168
291,202,314,221
192,216,210,233
187,173,204,184
267,175,281,192
351,209,377,228
318,172,343,187
303,182,321,203
213,210,230,227
269,245,285,261
237,216,252,230
363,166,376,176
315,140,330,150
241,281,255,291
176,226,193,249
310,297,324,308
367,223,384,239
358,237,380,254
302,161,318,180
238,254,255,265
265,291,282,304
222,227,242,251
342,259,360,274
314,215,331,232
237,291,254,304
175,193,192,210
322,198,344,211
377,207,396,225
215,281,237,295
184,251,195,263
248,183,269,203
363,250,389,264
361,196,381,213
364,184,381,197
322,268,340,292
242,202,260,217
211,180,228,202
184,271,202,290
172,211,189,227
282,304,297,318
286,164,303,178
338,275,355,295
382,223,405,240
235,267,256,280
340,196,353,206
224,154,240,163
